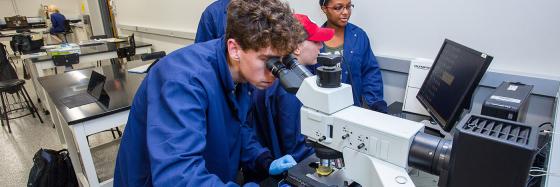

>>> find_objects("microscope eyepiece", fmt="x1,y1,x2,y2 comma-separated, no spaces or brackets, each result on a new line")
265,54,311,94
266,57,287,78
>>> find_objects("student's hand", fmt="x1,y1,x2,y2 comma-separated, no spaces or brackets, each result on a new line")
243,182,259,187
269,155,297,175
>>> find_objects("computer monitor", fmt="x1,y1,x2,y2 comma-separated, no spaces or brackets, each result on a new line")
416,39,493,132
26,17,44,24
129,33,136,54
117,34,136,60
52,53,80,68
5,16,29,28
87,71,106,100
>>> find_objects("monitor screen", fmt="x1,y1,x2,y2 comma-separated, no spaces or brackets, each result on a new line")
5,16,28,28
87,71,107,100
26,17,45,24
416,39,493,132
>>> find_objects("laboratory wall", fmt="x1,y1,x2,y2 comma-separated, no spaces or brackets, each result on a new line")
287,0,560,78
1,0,84,19
113,0,212,52
0,0,17,18
111,0,558,78
85,0,105,36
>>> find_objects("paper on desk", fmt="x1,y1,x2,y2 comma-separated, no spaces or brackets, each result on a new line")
128,64,151,74
41,45,59,49
102,38,126,43
21,52,48,59
79,40,104,46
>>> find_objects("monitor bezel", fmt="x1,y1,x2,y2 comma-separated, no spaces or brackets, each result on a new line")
4,16,29,28
416,39,493,132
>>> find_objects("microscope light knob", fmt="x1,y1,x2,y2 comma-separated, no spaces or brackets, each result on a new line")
357,143,365,149
342,134,350,139
395,176,408,184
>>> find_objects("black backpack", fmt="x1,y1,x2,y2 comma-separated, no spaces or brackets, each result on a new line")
27,149,79,187
0,43,18,81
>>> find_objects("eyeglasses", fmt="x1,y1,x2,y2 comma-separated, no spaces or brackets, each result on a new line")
324,4,354,13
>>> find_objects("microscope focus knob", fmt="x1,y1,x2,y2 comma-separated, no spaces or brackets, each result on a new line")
318,136,326,142
342,134,350,139
357,143,365,149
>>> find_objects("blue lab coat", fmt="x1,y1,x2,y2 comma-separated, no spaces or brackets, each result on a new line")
317,22,387,112
49,12,66,34
114,38,272,187
195,0,229,43
249,80,314,161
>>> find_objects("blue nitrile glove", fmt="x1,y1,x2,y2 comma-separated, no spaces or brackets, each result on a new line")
243,182,259,187
269,155,297,175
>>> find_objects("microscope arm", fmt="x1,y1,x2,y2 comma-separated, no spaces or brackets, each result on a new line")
297,76,424,186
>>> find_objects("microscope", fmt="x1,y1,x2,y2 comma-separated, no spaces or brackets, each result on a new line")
266,39,540,187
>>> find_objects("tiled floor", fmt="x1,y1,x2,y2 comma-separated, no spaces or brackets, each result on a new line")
0,60,118,186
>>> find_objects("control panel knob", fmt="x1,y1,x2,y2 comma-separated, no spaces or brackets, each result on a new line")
358,143,365,149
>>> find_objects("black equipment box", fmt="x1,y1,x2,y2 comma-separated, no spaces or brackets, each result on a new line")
481,82,533,122
441,114,538,187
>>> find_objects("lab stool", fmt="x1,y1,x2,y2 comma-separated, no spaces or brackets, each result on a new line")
0,79,43,133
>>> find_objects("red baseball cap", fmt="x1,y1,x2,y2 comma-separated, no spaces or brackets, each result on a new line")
294,14,334,42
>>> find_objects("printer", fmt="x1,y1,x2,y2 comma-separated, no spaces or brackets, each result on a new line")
481,82,533,122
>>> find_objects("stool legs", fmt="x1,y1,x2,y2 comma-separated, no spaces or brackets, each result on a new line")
0,93,4,127
22,87,43,123
0,85,44,134
1,92,11,133
116,127,122,137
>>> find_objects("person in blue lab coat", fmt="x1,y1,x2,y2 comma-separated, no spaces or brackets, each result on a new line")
195,0,230,43
113,0,306,186
48,6,66,43
318,0,388,113
245,14,335,182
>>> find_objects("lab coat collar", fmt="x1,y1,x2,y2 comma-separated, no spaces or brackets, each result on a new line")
343,23,359,69
214,36,236,93
214,36,250,122
221,0,230,14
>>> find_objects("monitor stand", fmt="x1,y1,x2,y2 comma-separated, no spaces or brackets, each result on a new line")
420,119,452,139
422,107,473,140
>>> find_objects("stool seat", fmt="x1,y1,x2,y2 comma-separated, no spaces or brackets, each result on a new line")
1,78,43,133
0,79,25,93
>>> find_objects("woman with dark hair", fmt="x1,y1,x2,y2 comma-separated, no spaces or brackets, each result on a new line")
318,0,388,112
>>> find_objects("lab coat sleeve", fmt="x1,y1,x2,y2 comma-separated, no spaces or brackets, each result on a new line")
240,122,273,174
276,92,314,162
360,34,388,113
146,79,238,187
194,9,217,43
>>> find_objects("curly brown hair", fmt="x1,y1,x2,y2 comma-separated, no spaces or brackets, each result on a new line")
226,0,306,55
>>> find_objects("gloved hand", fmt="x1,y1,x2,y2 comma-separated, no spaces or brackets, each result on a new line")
243,182,259,187
269,155,297,175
